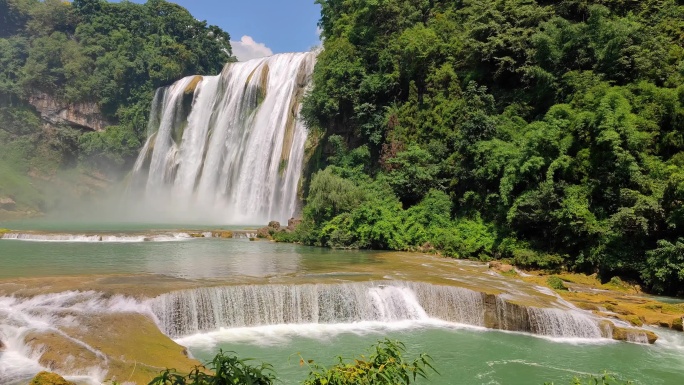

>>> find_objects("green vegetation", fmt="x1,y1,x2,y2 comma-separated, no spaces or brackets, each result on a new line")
301,340,436,385
149,350,276,385
0,0,232,211
546,372,633,384
148,340,435,385
547,276,568,291
288,0,684,296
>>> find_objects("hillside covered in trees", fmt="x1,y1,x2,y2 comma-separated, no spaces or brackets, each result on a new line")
0,0,231,213
285,0,684,295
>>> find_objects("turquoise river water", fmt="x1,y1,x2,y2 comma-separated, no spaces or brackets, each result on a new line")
0,222,683,385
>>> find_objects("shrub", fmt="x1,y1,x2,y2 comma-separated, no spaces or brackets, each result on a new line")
544,372,633,384
301,339,437,385
547,276,567,291
148,350,275,385
440,217,496,260
641,239,684,296
498,238,564,270
305,168,364,224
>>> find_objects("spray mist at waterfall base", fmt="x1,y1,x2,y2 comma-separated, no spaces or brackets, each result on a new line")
22,184,268,228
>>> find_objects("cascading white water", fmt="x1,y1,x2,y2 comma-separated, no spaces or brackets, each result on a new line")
493,296,602,338
0,291,150,384
149,282,435,337
0,281,654,383
130,52,316,224
147,281,604,339
527,308,602,338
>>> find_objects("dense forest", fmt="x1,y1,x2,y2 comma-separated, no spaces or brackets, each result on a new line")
278,0,684,296
0,0,231,211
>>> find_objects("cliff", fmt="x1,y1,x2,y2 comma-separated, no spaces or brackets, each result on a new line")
28,92,113,132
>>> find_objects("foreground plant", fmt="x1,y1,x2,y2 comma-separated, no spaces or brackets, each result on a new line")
301,339,437,385
545,372,633,385
148,350,275,385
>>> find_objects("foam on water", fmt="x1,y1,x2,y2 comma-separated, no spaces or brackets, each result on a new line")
0,232,193,243
173,319,478,349
0,291,152,383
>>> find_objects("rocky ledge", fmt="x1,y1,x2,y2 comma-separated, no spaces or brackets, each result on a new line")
28,92,113,132
502,269,684,337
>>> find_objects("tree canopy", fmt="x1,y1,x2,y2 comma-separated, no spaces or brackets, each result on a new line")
0,0,232,170
290,0,684,296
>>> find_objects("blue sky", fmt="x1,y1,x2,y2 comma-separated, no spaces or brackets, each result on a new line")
114,1,322,61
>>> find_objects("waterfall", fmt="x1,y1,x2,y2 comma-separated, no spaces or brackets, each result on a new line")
147,281,602,339
493,297,602,338
0,281,649,382
131,52,316,224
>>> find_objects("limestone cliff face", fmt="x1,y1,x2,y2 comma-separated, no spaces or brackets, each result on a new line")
28,92,112,132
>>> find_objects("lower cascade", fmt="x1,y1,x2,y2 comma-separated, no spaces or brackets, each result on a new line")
147,281,603,339
130,52,316,224
0,280,660,383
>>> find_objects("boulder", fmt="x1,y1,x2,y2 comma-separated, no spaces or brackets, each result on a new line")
489,260,514,273
287,217,302,231
673,316,683,332
0,197,16,210
29,372,76,385
606,322,658,344
0,338,5,351
257,227,271,239
268,221,281,231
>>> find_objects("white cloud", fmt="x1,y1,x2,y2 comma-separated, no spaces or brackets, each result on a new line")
230,35,273,62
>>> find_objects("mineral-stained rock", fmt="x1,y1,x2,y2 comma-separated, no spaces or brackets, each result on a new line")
211,230,233,239
673,316,683,332
184,75,203,95
600,321,658,344
23,313,200,384
0,338,5,351
29,372,76,385
489,260,514,273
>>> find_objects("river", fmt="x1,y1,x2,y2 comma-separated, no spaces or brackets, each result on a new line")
0,225,683,384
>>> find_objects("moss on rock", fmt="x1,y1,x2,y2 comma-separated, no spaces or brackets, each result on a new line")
211,230,233,238
30,372,75,385
673,316,683,331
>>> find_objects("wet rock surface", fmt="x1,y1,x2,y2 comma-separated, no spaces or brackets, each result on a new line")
29,372,76,385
